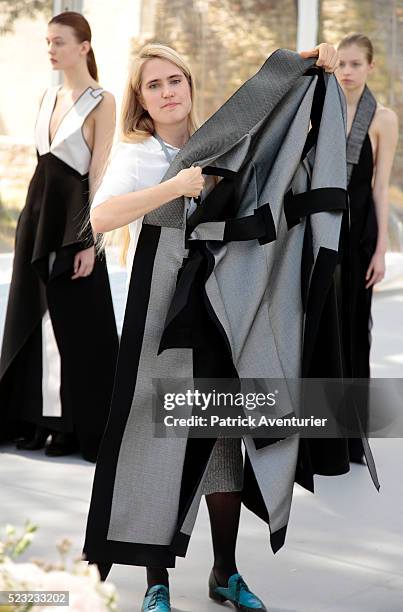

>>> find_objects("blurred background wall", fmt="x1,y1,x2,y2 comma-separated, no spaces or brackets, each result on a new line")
0,0,402,251
320,0,403,249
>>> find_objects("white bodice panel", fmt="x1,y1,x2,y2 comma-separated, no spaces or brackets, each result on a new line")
35,85,104,175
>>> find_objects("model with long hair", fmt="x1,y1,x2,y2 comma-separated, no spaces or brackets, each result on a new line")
0,12,119,462
336,33,398,463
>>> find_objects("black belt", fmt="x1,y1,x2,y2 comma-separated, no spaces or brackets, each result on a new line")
284,187,348,230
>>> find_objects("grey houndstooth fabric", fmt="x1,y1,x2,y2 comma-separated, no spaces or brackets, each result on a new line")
83,49,354,572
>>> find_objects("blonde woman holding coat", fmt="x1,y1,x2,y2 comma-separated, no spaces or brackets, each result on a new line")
84,41,341,612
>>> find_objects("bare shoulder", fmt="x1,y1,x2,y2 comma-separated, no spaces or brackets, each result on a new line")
100,90,116,105
94,90,116,117
373,104,399,134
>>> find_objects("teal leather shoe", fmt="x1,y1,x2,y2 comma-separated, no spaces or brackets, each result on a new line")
209,570,267,611
141,584,171,612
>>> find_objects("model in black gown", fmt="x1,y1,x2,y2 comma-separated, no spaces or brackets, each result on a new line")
341,125,378,462
0,85,119,462
346,133,378,377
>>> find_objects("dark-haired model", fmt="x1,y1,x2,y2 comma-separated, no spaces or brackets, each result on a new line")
0,12,118,462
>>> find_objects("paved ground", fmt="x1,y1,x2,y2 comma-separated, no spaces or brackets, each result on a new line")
0,250,402,611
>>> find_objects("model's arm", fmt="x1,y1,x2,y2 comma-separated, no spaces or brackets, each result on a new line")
88,91,116,198
366,107,399,288
72,92,116,280
91,166,204,234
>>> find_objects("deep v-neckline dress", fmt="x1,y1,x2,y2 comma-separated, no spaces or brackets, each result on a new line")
0,85,119,461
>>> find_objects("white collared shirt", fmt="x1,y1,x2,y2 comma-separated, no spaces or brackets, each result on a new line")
92,135,180,275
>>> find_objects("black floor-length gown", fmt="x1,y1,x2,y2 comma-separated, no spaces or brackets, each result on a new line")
0,85,119,461
340,87,378,460
344,133,378,377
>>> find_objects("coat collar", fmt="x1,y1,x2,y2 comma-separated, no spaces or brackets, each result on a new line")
146,135,180,153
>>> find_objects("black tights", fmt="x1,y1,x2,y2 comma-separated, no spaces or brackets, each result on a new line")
146,490,242,589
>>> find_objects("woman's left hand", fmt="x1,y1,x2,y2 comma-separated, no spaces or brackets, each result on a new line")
300,43,339,73
72,246,95,280
365,250,386,288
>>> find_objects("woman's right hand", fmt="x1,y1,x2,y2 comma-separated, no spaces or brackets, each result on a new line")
174,166,205,198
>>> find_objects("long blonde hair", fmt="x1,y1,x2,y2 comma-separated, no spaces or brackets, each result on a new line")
118,43,200,265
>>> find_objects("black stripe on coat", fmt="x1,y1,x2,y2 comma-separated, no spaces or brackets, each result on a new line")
83,224,178,570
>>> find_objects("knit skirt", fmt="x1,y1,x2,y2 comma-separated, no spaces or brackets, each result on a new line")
201,438,244,495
